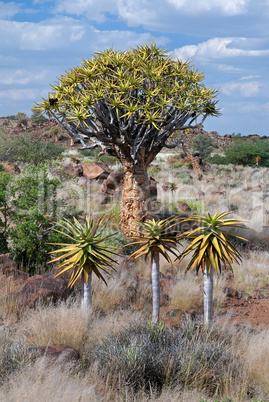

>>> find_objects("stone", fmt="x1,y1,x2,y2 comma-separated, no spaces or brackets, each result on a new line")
101,172,123,194
224,287,242,299
82,162,112,180
62,164,83,178
176,201,191,213
0,161,20,175
9,272,73,309
0,253,28,279
31,344,80,364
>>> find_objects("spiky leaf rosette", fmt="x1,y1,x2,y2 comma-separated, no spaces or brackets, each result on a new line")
177,211,247,274
35,43,220,165
128,217,181,263
49,215,118,288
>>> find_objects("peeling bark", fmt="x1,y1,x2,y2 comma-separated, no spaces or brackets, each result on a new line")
119,160,152,236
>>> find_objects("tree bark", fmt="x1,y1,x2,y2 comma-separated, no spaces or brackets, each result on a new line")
151,248,160,323
119,159,151,236
81,269,92,309
203,266,214,325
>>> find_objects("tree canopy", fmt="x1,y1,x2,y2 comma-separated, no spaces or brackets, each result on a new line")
36,43,220,166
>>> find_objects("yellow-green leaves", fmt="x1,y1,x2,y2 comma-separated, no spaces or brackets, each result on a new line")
49,215,118,288
128,216,181,264
178,211,247,274
36,42,219,132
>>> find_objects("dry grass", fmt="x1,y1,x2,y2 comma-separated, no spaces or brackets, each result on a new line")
0,359,103,402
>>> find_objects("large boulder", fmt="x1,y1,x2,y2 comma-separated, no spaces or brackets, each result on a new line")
9,272,73,309
101,172,123,194
82,162,112,180
62,164,83,178
32,344,80,364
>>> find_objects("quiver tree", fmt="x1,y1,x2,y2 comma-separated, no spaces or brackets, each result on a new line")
36,43,220,236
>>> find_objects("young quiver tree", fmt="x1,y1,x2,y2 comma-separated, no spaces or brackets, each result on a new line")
36,43,220,235
178,211,246,325
49,215,118,309
128,217,180,323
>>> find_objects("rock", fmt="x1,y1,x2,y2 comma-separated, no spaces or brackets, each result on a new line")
224,287,242,299
0,253,29,279
9,272,73,309
82,162,112,180
149,184,157,200
176,201,191,213
0,161,20,175
62,164,83,178
101,172,123,194
31,344,80,365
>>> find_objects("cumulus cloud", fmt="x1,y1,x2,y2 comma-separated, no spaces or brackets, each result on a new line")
0,69,51,85
0,1,21,18
54,0,117,23
173,38,269,62
0,88,45,101
221,81,262,97
167,0,247,15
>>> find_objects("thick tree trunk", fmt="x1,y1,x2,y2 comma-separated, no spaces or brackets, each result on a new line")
203,266,214,325
151,249,160,323
81,269,92,309
119,160,151,236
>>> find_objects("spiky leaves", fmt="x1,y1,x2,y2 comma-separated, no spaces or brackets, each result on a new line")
128,217,181,323
177,211,247,274
129,217,181,264
49,215,118,289
35,43,219,165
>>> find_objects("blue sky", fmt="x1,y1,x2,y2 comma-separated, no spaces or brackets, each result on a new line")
1,0,269,136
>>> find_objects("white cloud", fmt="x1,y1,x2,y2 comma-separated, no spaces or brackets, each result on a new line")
221,81,262,97
173,38,269,62
0,1,21,18
240,75,261,80
54,0,117,23
0,69,51,85
0,88,46,101
167,0,247,15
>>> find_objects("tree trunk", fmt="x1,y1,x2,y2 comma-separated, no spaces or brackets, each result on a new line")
151,248,160,323
81,270,92,309
203,266,214,325
119,160,151,236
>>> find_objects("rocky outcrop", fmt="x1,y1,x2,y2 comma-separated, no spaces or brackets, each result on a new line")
101,172,124,194
8,272,73,309
82,162,112,180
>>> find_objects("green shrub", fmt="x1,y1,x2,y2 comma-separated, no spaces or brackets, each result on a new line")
205,154,228,165
84,319,245,397
172,161,182,168
192,133,217,159
78,148,116,166
206,140,269,167
0,133,64,165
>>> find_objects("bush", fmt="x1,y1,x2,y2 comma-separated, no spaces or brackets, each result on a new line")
192,134,217,159
206,139,269,167
84,320,244,397
0,133,64,165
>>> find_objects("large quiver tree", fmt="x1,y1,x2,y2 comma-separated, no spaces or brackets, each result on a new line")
36,43,219,236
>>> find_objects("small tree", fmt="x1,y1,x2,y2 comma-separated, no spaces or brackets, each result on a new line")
128,217,180,323
177,211,246,325
36,43,220,235
192,133,217,159
49,215,118,309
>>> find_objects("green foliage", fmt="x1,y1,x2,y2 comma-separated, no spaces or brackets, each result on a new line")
78,148,116,165
0,172,12,253
0,133,64,165
30,110,47,124
49,215,119,288
192,133,217,159
207,139,269,167
3,166,70,274
84,319,244,396
178,211,246,274
172,161,182,168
